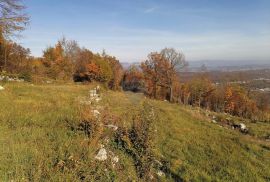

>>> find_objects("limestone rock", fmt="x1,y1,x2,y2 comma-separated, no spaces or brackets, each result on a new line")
92,110,101,118
157,170,165,177
95,148,107,161
240,123,246,130
105,124,118,131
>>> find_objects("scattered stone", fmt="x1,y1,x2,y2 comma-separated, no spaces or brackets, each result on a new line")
240,123,246,130
157,170,165,177
0,75,23,82
239,123,248,133
105,124,118,131
108,151,120,168
232,123,248,133
104,137,110,144
89,89,97,98
0,86,4,91
212,120,217,123
95,97,102,102
95,148,107,161
112,156,119,163
57,160,65,168
68,155,74,161
79,98,92,105
89,86,102,103
99,144,105,148
92,110,100,118
155,159,163,167
96,85,100,93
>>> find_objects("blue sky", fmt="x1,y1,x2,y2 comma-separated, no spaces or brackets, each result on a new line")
20,0,270,62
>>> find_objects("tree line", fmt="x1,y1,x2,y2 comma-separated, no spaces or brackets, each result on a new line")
0,36,124,90
122,51,269,121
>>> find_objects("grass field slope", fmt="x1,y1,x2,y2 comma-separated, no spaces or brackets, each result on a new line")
0,82,270,181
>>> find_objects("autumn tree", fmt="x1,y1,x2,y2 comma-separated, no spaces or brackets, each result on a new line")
188,76,215,107
141,48,187,101
160,48,187,102
59,37,80,73
4,41,30,73
73,48,94,81
179,83,190,105
141,53,164,98
73,48,113,84
102,51,123,90
42,39,77,80
224,86,234,113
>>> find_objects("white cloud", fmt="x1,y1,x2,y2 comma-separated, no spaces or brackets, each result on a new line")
144,6,158,14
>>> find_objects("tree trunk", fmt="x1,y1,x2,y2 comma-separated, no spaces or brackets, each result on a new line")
153,82,157,99
4,45,7,70
169,86,173,102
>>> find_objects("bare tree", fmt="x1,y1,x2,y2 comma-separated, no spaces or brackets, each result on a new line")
0,0,29,70
160,48,188,102
0,0,29,38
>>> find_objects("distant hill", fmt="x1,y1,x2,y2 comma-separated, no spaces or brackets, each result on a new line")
121,62,141,69
187,60,270,71
121,60,270,71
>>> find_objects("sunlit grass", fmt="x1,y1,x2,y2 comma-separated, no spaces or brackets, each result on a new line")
0,82,269,181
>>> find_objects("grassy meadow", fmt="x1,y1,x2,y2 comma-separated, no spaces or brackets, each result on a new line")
0,82,270,181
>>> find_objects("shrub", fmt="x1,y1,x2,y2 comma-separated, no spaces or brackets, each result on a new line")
115,103,157,179
18,72,32,82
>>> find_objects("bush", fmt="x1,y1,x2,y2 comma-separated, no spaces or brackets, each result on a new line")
18,72,32,82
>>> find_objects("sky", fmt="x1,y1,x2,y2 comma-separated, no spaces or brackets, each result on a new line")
20,0,270,62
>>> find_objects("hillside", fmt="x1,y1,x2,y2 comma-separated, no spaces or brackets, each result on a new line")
0,83,270,181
